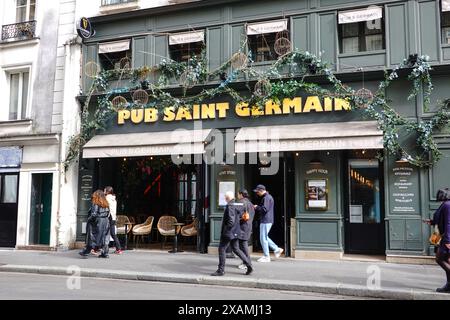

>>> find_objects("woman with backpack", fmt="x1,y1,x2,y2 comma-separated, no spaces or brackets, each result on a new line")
425,188,450,293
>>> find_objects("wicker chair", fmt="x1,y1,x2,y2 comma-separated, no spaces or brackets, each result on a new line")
116,215,133,235
157,216,178,249
132,216,154,248
180,217,199,250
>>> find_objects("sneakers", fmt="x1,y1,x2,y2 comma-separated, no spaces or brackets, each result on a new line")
274,248,284,259
237,264,247,270
257,256,271,263
114,249,123,255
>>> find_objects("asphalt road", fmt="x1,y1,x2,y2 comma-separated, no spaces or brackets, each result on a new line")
0,272,368,300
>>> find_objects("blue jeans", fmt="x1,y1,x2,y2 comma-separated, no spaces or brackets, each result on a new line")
260,223,279,257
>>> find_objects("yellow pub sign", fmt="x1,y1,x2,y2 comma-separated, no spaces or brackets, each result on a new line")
118,96,351,125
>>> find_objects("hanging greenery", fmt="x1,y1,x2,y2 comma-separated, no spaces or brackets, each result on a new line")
63,48,450,172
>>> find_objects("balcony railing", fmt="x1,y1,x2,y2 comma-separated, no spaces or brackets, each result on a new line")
1,21,36,42
101,0,137,6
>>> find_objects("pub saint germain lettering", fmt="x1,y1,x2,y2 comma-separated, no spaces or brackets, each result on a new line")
117,96,351,125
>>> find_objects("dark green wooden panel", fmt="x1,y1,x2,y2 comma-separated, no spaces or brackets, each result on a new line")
388,219,404,249
155,8,221,30
385,79,417,118
133,37,147,68
426,75,450,113
319,0,360,7
298,220,340,245
207,27,223,80
319,13,337,68
418,0,439,62
94,19,146,38
406,219,422,241
339,52,386,70
429,148,450,200
443,47,450,60
292,15,308,52
154,35,168,64
83,44,98,93
230,0,307,20
387,3,408,65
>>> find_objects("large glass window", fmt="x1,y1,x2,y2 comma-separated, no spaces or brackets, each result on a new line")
169,42,204,63
16,0,36,23
177,171,197,219
441,9,450,44
339,18,385,54
8,71,29,121
248,32,278,62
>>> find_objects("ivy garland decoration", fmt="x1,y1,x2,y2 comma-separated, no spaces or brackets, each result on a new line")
63,49,450,172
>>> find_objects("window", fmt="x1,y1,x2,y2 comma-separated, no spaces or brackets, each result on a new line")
98,40,132,71
101,0,137,5
8,71,29,121
177,171,197,219
441,0,450,44
246,19,288,63
169,31,205,63
338,7,385,54
1,175,18,204
16,0,36,23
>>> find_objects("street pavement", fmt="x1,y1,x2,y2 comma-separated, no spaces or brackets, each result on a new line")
0,249,449,299
0,272,364,300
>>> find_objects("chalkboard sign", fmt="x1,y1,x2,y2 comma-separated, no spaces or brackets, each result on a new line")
390,164,420,214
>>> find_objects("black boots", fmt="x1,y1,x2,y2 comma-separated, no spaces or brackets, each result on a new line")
436,283,450,293
245,265,253,275
211,270,225,276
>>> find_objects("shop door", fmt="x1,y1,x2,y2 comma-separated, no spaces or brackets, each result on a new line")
344,159,385,254
0,173,19,247
29,173,52,245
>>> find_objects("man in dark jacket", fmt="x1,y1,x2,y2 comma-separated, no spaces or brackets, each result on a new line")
253,184,283,262
236,189,255,270
211,191,253,276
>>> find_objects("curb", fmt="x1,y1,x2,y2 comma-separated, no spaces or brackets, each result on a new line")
1,264,449,300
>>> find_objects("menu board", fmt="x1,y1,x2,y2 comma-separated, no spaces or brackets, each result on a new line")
391,165,420,214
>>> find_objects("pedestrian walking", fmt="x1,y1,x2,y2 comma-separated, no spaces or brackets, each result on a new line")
79,190,111,258
211,191,253,276
236,189,255,270
253,184,283,262
424,188,450,293
105,186,123,254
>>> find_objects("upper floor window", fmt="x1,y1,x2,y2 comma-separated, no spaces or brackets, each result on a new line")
338,6,385,54
441,0,450,44
16,0,36,23
246,19,288,62
169,31,205,63
8,70,30,121
98,40,132,71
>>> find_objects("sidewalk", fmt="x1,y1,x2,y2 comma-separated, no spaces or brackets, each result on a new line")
0,249,449,300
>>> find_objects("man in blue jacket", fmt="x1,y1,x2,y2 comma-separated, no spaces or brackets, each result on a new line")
211,191,253,276
253,185,283,262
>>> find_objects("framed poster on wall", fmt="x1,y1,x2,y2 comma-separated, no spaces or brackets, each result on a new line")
305,179,328,210
218,180,236,207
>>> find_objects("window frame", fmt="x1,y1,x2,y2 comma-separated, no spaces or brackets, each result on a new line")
169,41,205,64
16,0,36,23
338,14,385,54
247,32,279,63
98,48,132,72
440,3,450,45
5,68,31,121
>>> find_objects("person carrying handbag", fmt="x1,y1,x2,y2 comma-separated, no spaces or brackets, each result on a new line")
424,188,450,293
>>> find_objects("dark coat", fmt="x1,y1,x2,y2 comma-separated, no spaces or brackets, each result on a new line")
238,197,255,241
89,204,110,248
255,192,274,224
220,199,244,240
438,201,450,250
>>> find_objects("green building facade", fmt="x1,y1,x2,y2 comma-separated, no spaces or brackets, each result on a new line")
76,0,450,263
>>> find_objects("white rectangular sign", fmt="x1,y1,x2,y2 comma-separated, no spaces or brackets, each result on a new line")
443,0,450,12
350,205,363,223
246,19,288,35
169,31,205,45
99,40,130,54
338,7,383,24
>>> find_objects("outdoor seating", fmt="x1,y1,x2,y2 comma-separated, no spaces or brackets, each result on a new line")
157,216,178,249
116,215,133,235
180,217,199,249
132,216,154,248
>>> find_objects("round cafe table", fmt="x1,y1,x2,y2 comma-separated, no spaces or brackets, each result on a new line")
169,223,185,253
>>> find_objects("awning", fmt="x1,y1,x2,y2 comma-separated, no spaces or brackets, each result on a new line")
246,19,288,35
443,0,450,12
234,121,383,153
169,30,205,45
338,7,383,24
82,129,212,158
98,39,131,54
